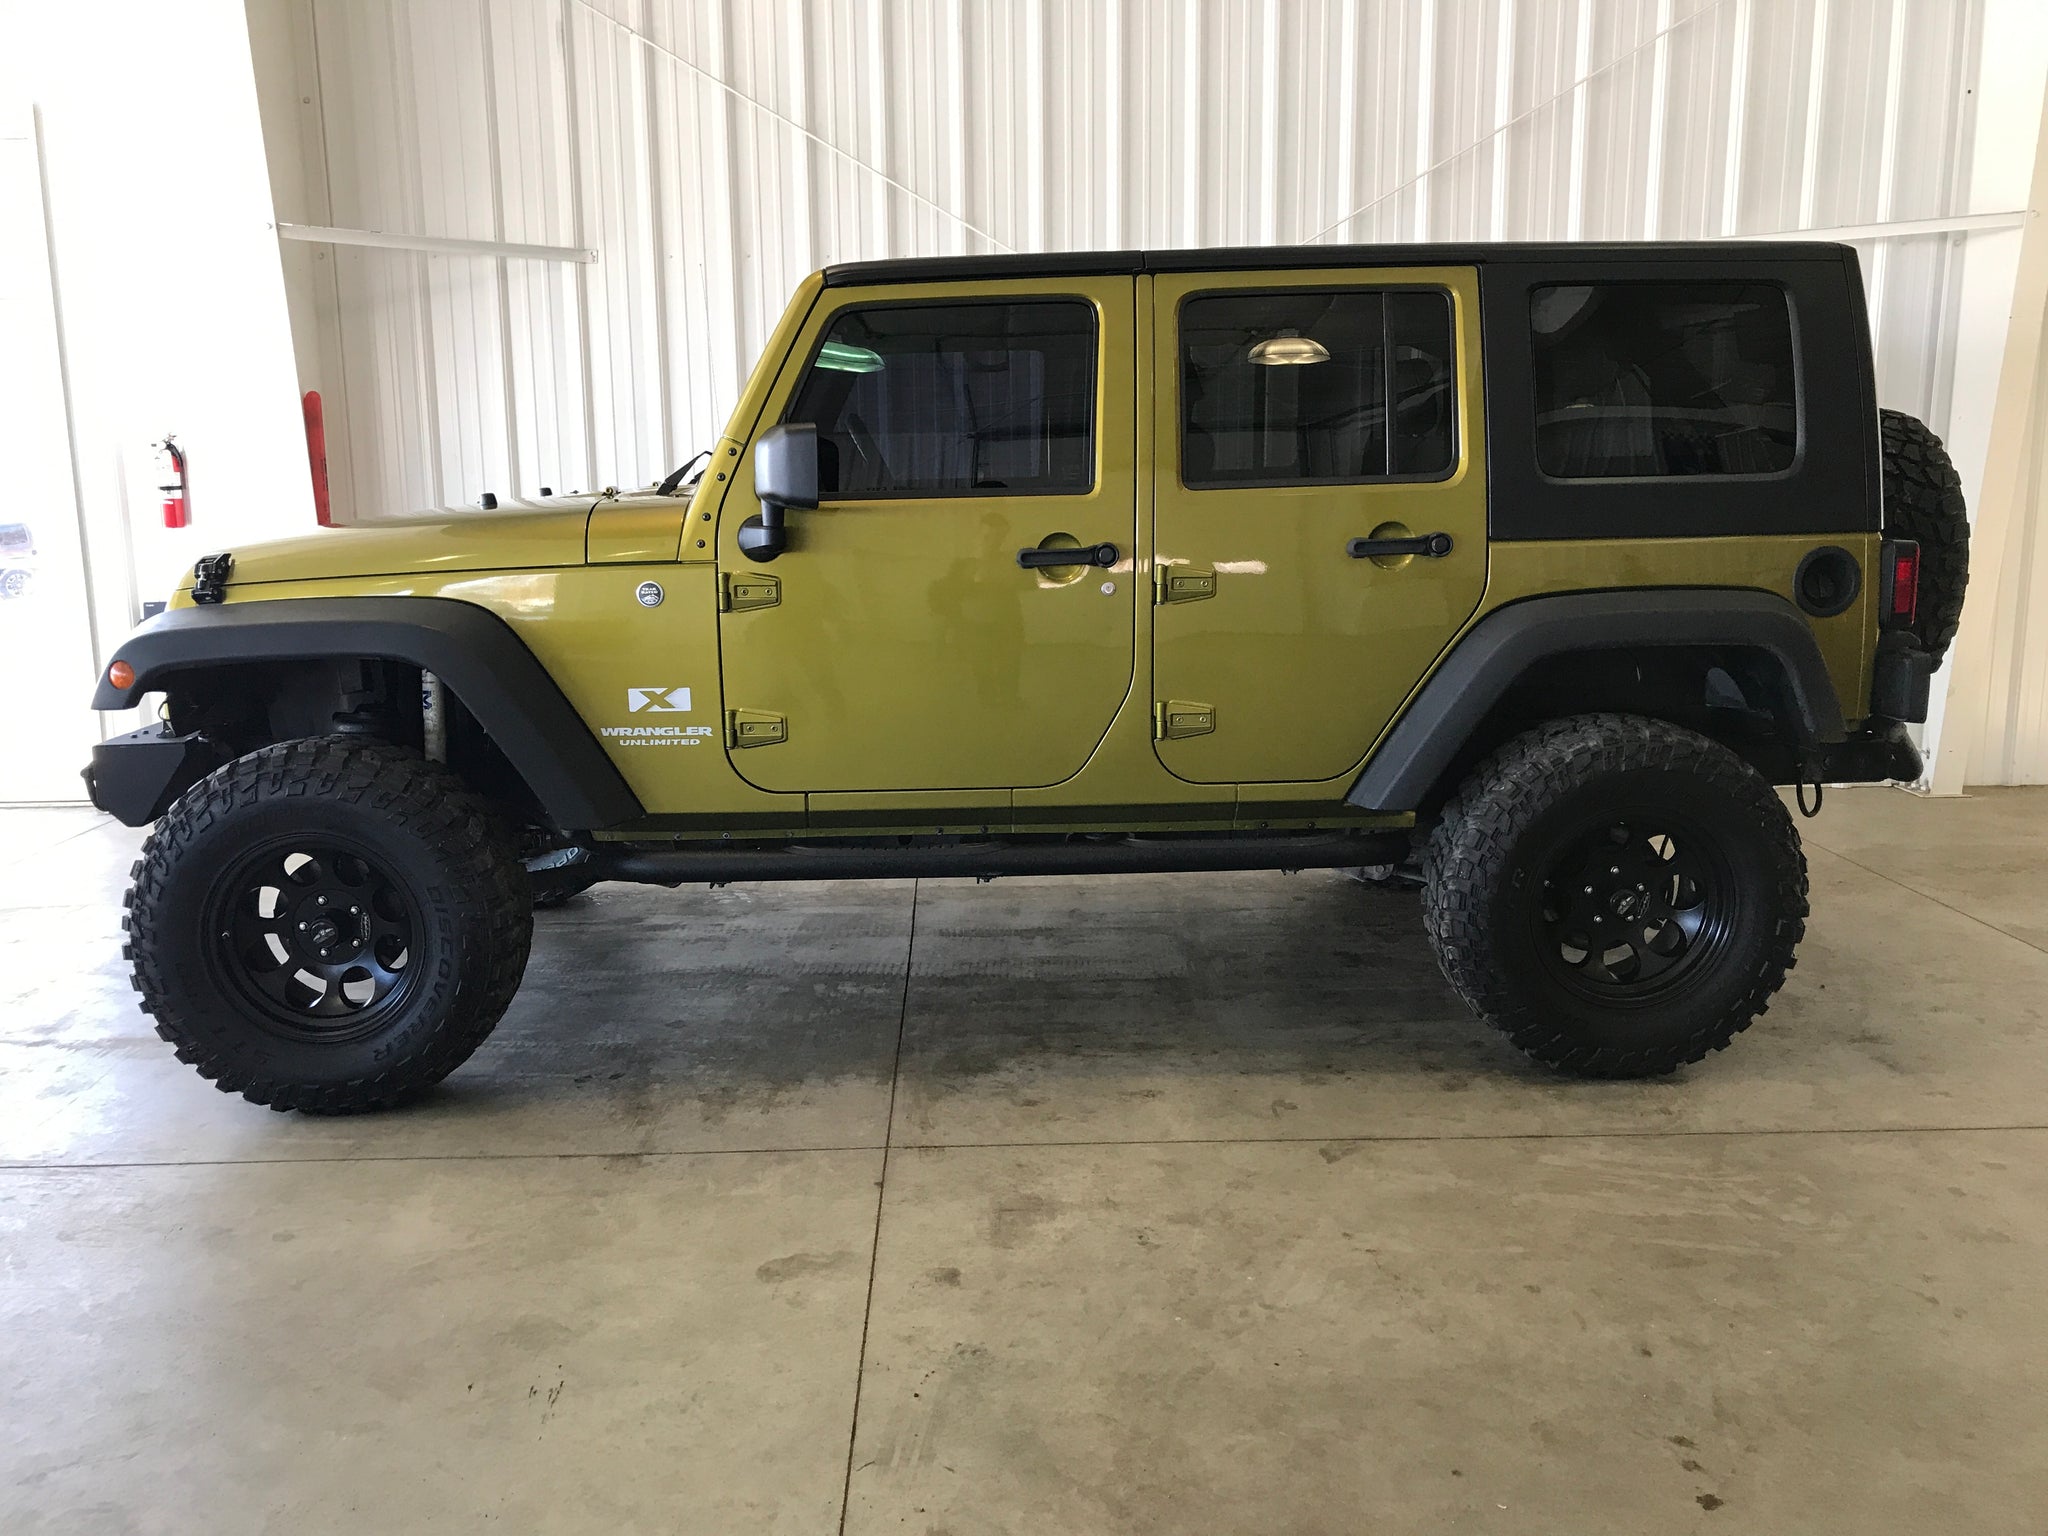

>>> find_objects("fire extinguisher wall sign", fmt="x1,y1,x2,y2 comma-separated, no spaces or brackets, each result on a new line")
157,435,189,529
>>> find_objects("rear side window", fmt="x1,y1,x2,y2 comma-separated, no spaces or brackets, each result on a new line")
786,300,1096,498
1531,282,1797,479
1179,288,1455,488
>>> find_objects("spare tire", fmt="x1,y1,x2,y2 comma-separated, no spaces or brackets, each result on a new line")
1878,408,1969,661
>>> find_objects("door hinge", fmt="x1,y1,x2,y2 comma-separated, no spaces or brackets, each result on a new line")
719,572,781,612
1153,700,1216,739
1153,564,1216,604
725,708,788,748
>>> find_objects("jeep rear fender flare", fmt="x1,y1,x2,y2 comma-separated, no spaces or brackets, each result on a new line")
92,596,644,831
1345,589,1847,813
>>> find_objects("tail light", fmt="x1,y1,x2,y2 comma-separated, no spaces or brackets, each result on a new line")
1880,540,1920,630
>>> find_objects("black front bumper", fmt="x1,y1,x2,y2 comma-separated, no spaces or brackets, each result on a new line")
83,726,222,827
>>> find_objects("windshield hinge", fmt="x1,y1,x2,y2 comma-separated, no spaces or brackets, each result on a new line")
719,572,781,612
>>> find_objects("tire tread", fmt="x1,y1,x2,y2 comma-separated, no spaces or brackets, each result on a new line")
124,737,531,1112
1422,714,1808,1079
1879,407,1969,661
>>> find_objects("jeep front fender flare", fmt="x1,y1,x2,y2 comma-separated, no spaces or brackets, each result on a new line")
92,596,644,832
1345,589,1847,813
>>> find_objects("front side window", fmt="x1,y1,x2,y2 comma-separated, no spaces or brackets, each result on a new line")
1531,282,1798,479
786,300,1096,497
1179,288,1455,488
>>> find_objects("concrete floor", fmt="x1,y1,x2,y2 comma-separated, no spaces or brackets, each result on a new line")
4,787,2047,1534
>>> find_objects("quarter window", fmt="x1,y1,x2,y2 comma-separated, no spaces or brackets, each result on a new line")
786,300,1096,497
1530,282,1798,478
1179,288,1455,488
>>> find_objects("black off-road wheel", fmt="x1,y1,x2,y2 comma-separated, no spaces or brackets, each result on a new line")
125,737,533,1112
1422,715,1808,1079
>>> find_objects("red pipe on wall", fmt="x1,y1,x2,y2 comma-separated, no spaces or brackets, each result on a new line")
303,390,331,526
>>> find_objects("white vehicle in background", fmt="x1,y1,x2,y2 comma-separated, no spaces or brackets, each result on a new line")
0,523,34,600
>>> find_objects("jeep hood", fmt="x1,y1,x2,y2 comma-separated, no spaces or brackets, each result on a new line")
180,505,597,592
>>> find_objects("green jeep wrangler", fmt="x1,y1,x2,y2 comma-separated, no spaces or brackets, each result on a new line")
87,242,1967,1112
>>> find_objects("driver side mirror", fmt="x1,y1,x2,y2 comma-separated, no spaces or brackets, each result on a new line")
739,422,819,563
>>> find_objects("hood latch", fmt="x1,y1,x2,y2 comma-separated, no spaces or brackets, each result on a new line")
191,551,234,605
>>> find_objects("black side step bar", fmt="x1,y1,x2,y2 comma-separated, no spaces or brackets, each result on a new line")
588,831,1410,888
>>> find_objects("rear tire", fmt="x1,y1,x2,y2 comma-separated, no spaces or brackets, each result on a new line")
1422,715,1807,1078
125,737,533,1112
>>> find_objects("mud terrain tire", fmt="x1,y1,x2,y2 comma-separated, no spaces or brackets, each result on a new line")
1879,408,1969,661
1423,715,1807,1079
125,737,532,1112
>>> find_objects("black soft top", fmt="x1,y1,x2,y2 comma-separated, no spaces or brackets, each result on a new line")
822,241,1855,288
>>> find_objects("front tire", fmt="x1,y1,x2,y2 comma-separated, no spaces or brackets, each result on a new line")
1422,715,1807,1078
125,737,533,1112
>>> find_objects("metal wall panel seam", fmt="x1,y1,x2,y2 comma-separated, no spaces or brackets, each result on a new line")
558,0,601,489
566,0,1006,251
1718,0,1749,234
478,3,526,501
1642,0,1671,238
1303,0,1733,244
636,0,674,477
1565,0,1590,241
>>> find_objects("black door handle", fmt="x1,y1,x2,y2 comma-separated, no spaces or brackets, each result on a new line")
1347,531,1453,560
1018,542,1119,570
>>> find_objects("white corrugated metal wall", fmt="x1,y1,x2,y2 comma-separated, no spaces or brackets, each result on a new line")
1970,284,2048,784
270,0,1982,515
258,0,2048,781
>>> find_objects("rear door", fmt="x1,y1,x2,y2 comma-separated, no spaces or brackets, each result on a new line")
1148,266,1488,784
717,278,1138,793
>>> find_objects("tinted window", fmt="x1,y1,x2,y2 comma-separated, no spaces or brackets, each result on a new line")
1531,282,1797,478
1179,288,1455,487
787,300,1095,497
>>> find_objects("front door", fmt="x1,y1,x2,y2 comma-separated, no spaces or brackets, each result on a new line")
717,278,1138,793
1149,267,1488,784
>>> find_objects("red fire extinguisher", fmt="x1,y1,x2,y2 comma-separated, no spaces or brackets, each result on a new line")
157,436,189,529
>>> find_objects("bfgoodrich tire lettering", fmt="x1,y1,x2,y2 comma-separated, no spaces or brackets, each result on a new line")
125,736,533,1112
1422,714,1807,1079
